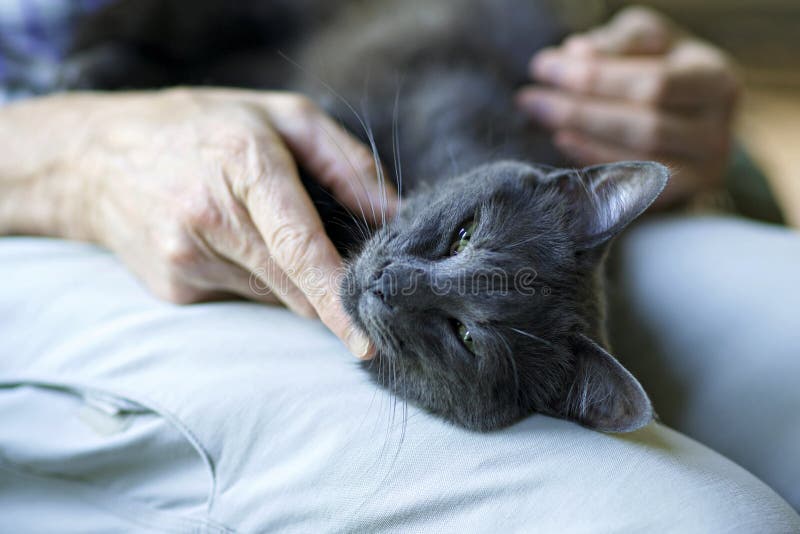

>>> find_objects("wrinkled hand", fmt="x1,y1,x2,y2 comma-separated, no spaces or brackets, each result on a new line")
517,6,740,205
83,88,395,358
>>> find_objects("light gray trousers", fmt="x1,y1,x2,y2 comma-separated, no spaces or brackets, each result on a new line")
0,216,798,532
610,215,800,510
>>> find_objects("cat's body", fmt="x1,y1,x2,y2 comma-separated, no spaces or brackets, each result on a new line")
69,0,667,432
290,0,565,183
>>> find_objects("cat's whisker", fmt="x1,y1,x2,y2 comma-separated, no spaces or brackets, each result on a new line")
363,320,397,463
509,327,555,350
379,342,408,478
358,70,388,228
316,122,375,234
358,96,388,228
387,347,397,427
311,185,372,243
497,333,521,405
446,142,460,178
306,113,384,238
384,341,408,470
391,78,404,214
399,358,408,449
327,215,371,243
506,230,547,250
277,50,383,226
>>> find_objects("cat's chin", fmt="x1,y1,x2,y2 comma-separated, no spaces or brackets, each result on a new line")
357,290,392,326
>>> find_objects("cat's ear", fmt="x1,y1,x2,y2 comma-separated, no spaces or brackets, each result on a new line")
561,333,654,433
554,161,669,250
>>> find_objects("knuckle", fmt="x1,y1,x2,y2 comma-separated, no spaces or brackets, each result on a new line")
572,62,599,93
286,94,319,121
270,222,317,273
618,6,667,30
178,188,221,229
353,143,378,173
217,124,263,161
159,230,202,271
214,128,273,199
336,144,380,189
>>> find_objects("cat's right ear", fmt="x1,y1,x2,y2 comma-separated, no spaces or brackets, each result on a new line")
553,161,669,250
560,333,654,433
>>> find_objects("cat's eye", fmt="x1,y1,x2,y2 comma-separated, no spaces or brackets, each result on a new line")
450,220,477,256
454,320,476,354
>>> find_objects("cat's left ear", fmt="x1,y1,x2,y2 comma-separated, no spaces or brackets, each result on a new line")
555,161,669,250
560,333,654,433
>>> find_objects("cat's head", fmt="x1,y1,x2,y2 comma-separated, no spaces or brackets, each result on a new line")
342,160,668,432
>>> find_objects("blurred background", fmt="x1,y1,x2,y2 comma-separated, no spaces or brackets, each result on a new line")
560,0,799,226
603,0,800,226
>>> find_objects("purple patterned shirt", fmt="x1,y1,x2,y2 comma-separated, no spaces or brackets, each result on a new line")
0,0,113,103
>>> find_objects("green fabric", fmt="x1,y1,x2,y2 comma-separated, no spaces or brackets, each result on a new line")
726,144,785,225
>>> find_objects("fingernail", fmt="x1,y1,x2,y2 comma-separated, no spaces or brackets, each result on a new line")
347,328,373,360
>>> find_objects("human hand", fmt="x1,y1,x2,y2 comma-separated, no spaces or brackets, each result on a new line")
78,88,395,358
517,6,740,206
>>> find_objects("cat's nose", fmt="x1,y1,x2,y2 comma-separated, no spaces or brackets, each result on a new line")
368,269,391,304
370,286,387,303
368,262,429,310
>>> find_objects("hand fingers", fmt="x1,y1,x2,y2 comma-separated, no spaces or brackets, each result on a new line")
665,40,740,112
516,88,726,158
198,220,319,317
530,48,737,111
209,89,397,225
263,94,398,224
565,6,675,56
237,125,375,359
158,173,318,315
196,261,291,309
531,49,662,104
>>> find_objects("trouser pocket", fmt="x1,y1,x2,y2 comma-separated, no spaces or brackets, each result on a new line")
0,381,218,526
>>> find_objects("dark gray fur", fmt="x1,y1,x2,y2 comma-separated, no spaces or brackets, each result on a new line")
68,0,668,432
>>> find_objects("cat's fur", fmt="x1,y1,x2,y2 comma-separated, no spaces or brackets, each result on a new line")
69,0,667,432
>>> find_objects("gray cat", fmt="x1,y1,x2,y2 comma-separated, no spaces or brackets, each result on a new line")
69,0,668,432
287,0,667,432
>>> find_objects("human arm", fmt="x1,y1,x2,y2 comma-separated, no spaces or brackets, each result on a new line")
0,88,395,358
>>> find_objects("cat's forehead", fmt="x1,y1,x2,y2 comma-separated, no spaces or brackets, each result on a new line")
400,163,536,216
448,161,551,194
393,161,565,237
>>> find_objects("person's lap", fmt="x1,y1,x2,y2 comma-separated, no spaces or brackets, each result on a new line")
0,234,797,532
610,214,800,511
